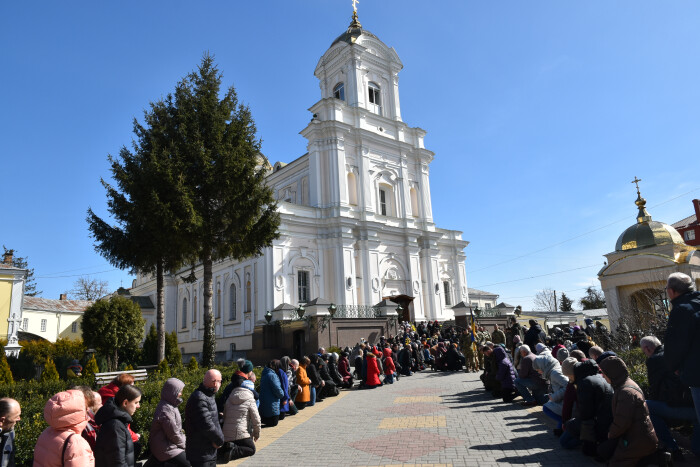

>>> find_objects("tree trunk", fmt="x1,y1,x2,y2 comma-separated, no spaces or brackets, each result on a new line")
113,348,119,372
202,251,216,367
157,261,166,363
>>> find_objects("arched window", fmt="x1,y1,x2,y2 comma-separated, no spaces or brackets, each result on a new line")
246,280,252,313
347,172,358,205
333,82,345,101
229,284,237,321
192,294,197,323
181,297,188,329
410,187,419,218
443,281,452,306
215,284,221,319
368,82,382,116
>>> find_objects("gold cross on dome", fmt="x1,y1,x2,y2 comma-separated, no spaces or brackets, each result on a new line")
352,0,359,12
631,176,642,194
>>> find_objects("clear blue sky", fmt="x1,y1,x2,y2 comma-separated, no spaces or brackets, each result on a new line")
2,1,699,310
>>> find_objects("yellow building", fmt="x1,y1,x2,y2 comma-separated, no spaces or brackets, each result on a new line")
21,295,92,342
1,251,27,356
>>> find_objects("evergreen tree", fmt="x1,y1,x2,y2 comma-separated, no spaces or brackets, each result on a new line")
87,93,195,364
3,247,41,296
173,55,280,366
157,358,171,377
187,356,199,372
42,357,60,381
81,296,145,371
166,331,182,367
580,286,606,310
83,355,100,379
559,293,574,311
0,353,13,384
141,323,159,365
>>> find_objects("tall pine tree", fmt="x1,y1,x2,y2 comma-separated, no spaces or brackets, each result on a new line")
559,292,574,311
87,96,195,363
173,55,280,366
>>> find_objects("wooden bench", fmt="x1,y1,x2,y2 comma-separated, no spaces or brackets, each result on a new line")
95,369,148,386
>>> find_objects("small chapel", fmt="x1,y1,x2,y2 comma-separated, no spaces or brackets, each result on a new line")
130,9,470,362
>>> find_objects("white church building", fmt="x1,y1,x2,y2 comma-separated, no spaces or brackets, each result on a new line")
130,12,470,359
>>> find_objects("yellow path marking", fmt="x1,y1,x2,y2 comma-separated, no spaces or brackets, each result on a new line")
393,396,442,403
229,391,348,465
378,415,447,429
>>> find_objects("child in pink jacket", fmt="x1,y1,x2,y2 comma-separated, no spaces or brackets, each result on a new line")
34,389,95,466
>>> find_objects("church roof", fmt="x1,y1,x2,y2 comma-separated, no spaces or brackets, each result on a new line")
672,213,698,229
331,11,378,47
615,186,684,251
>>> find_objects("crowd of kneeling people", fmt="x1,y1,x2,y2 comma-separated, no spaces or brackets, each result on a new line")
17,320,469,466
479,322,698,466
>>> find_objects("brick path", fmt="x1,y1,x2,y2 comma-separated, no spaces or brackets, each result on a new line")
226,370,603,466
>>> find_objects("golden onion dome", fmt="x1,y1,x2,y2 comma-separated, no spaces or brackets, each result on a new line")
615,186,685,251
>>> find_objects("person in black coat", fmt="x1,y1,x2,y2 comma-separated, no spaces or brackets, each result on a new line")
185,369,225,467
524,320,546,350
327,354,344,387
307,355,325,401
94,385,142,467
560,359,613,456
318,354,338,397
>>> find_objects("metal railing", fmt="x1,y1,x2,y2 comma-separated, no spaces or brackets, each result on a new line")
334,305,381,319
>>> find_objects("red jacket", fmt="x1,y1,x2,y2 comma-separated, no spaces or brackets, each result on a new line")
365,354,381,386
382,349,396,375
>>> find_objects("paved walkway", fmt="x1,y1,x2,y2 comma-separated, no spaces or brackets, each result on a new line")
227,371,599,466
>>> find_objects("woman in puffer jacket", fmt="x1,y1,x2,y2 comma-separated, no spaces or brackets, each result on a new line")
221,385,261,462
382,348,397,384
34,390,95,466
258,360,284,427
148,378,188,466
295,357,312,409
364,350,382,388
533,353,569,434
94,385,142,467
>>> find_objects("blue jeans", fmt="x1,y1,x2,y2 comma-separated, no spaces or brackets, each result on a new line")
514,377,547,404
542,405,562,429
308,386,316,406
385,373,395,384
647,395,699,455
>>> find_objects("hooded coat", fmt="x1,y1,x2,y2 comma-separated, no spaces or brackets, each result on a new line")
258,367,285,418
34,390,95,467
94,398,134,467
382,349,396,375
524,322,547,350
149,378,186,462
364,353,381,386
664,290,700,387
222,387,261,442
338,355,353,383
572,359,613,442
493,346,516,389
327,355,344,386
600,357,657,467
533,354,569,416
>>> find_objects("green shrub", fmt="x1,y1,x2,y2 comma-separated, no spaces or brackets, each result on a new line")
156,359,171,377
41,357,60,382
617,347,649,396
327,346,343,355
0,353,13,384
83,355,99,379
187,356,199,371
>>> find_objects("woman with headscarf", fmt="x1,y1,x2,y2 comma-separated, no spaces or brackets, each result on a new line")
533,353,569,435
338,352,354,388
599,357,659,466
294,357,312,410
307,354,325,403
280,357,297,415
493,346,517,402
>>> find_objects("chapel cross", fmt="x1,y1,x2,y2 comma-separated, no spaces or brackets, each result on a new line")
352,0,359,12
631,176,642,194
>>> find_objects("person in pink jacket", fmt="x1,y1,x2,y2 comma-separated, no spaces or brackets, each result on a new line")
34,389,95,467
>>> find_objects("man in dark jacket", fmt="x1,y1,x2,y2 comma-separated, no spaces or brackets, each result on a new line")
642,335,698,459
524,320,546,350
0,398,20,467
514,345,547,406
185,369,224,467
664,272,700,436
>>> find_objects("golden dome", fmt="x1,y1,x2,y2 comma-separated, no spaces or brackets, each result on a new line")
615,186,685,251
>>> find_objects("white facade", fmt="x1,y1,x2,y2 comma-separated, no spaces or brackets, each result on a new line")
20,296,90,343
130,18,470,359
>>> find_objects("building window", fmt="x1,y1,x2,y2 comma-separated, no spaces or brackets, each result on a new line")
215,285,221,319
246,280,252,312
41,319,47,332
298,270,310,304
333,82,345,101
71,322,77,333
22,318,28,330
685,230,696,241
485,303,492,310
192,295,197,323
379,189,387,216
368,82,382,115
410,187,419,217
229,284,237,321
443,281,452,306
181,298,188,329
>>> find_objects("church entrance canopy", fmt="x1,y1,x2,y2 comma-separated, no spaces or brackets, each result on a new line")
382,294,414,322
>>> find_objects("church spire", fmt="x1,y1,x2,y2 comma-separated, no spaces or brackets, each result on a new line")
350,0,361,28
631,176,652,224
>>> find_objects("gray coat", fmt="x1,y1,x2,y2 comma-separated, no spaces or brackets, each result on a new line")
150,378,186,462
222,387,261,442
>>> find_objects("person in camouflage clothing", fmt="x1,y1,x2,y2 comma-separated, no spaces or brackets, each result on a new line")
492,324,506,346
460,330,478,373
476,326,490,370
